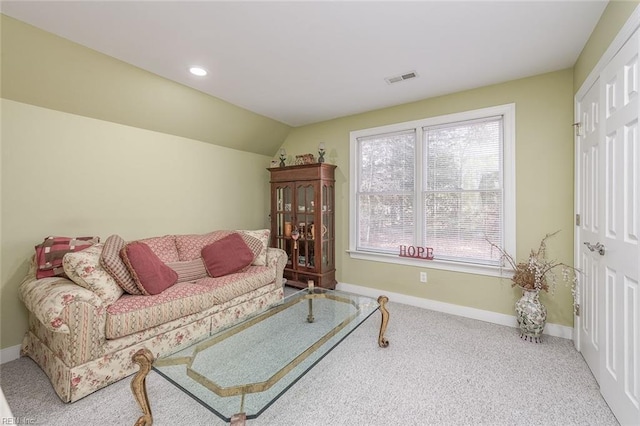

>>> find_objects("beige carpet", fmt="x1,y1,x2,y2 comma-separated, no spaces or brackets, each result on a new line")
0,294,618,425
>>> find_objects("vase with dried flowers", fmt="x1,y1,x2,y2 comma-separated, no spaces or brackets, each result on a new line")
487,230,579,342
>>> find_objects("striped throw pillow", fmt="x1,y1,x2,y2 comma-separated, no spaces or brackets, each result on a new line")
165,258,208,283
100,234,141,295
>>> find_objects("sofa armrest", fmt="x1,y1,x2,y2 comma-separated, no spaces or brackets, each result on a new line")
266,247,287,278
19,270,105,334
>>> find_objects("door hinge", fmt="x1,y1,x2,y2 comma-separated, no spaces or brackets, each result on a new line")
576,214,581,226
573,122,583,137
575,304,580,317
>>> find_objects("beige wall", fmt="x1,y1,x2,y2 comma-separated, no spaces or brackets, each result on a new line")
0,16,288,349
2,3,638,350
0,99,274,348
277,1,640,331
0,15,291,156
280,70,577,326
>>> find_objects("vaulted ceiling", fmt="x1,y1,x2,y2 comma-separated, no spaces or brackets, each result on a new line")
1,1,608,127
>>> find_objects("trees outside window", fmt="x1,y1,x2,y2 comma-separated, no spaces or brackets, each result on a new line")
349,104,515,275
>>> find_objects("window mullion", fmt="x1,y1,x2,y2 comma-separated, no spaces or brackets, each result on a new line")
415,127,424,247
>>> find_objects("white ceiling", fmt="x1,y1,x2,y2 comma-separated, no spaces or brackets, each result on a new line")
1,1,608,127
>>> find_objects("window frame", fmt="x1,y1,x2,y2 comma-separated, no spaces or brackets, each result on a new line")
348,104,516,277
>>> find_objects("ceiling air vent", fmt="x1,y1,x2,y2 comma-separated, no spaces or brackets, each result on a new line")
385,71,418,85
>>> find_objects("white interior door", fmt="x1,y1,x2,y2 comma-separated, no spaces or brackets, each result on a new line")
598,29,640,426
577,78,601,382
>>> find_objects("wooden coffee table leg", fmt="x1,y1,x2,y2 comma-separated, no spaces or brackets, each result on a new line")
377,296,390,348
131,348,154,426
230,412,247,425
230,393,246,425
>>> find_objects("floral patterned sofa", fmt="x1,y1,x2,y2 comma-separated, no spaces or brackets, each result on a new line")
18,230,287,403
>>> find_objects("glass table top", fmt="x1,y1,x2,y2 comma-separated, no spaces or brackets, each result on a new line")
152,288,382,422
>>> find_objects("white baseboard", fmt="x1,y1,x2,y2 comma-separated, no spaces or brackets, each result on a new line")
0,345,21,364
336,282,573,340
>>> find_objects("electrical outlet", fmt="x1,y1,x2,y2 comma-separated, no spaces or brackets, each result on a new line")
420,271,427,283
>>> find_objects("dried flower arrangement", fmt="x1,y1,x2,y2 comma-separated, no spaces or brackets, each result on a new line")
487,230,580,295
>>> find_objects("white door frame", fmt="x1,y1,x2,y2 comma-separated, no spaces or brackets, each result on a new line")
574,5,640,352
575,78,601,381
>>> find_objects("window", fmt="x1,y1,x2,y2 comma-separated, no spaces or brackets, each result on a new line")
349,104,515,276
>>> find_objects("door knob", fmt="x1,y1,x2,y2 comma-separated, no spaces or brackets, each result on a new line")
583,241,606,255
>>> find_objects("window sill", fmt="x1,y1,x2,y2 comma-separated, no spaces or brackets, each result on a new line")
346,250,513,279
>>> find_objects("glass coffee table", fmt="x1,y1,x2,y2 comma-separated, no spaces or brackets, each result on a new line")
130,286,390,425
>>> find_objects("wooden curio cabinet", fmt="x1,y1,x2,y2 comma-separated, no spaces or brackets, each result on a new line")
268,163,337,289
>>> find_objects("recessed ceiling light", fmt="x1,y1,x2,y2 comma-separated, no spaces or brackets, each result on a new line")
189,67,208,76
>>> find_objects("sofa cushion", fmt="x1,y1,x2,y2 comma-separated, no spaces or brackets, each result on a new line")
175,231,263,263
137,235,179,263
237,232,266,266
165,258,208,283
35,236,99,279
201,233,254,277
120,242,178,296
196,265,276,304
175,231,230,261
62,244,124,305
105,282,217,339
100,234,142,295
237,229,270,266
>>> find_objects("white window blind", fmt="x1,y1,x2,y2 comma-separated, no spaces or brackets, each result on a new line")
356,130,415,253
423,116,503,265
349,104,515,274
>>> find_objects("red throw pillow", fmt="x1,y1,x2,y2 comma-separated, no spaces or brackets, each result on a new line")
201,233,254,278
35,236,99,279
120,242,178,295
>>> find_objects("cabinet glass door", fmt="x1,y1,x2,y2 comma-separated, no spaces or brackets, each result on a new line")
296,183,315,269
321,183,334,271
274,184,294,267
